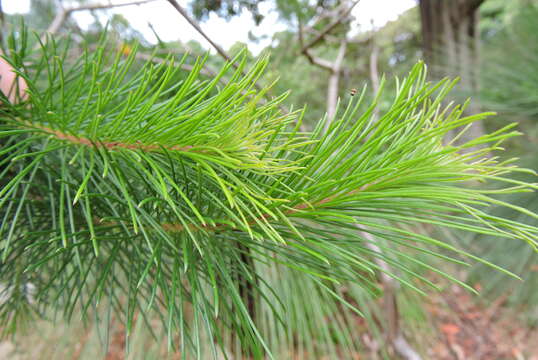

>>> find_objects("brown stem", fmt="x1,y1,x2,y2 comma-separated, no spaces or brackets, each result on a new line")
25,119,376,235
21,121,194,153
238,242,256,320
235,241,258,358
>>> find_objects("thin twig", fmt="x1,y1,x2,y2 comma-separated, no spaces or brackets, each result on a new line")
165,0,232,62
42,0,157,43
21,121,195,153
299,0,360,54
298,20,334,71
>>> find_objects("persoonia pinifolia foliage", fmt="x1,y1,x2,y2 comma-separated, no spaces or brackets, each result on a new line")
1,28,537,358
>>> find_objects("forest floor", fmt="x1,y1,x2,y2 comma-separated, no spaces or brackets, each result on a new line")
1,286,537,360
419,285,536,360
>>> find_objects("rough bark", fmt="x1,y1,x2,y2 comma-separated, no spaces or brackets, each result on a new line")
419,0,484,74
419,0,486,147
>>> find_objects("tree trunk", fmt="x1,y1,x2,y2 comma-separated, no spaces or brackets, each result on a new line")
419,0,485,147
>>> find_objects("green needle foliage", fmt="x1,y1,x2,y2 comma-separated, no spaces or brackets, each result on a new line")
1,29,537,358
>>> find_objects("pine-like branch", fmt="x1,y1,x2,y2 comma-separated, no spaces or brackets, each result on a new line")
1,29,537,359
